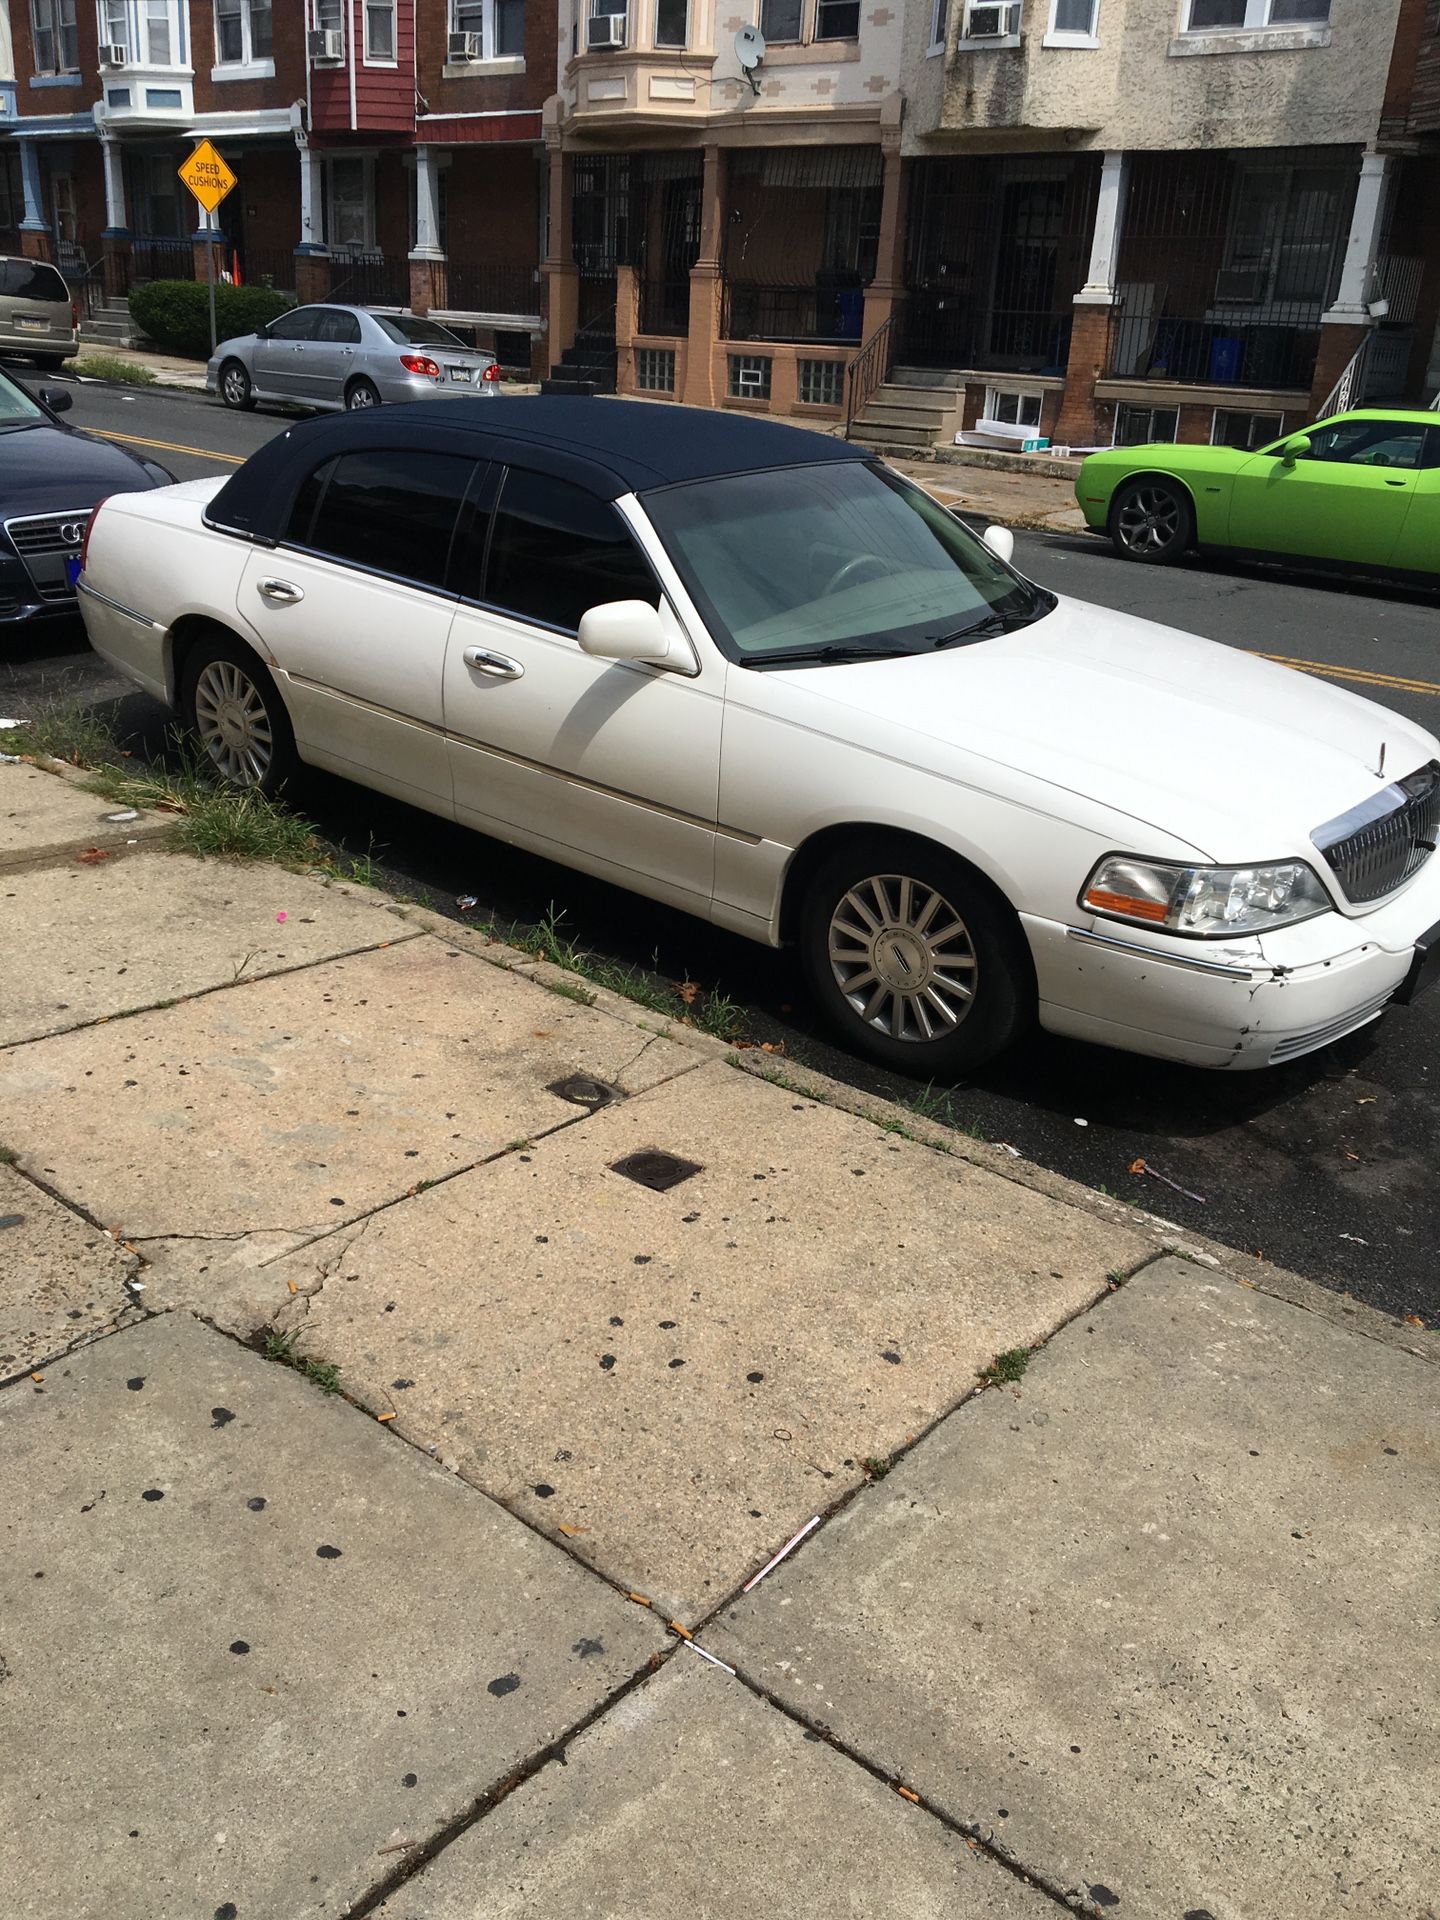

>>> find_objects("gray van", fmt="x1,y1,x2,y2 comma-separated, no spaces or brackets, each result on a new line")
0,257,77,370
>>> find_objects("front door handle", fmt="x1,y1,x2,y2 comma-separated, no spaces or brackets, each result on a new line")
258,578,304,604
462,645,524,680
1384,477,1408,487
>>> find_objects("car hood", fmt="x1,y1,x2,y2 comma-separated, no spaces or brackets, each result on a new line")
0,422,162,513
748,595,1439,866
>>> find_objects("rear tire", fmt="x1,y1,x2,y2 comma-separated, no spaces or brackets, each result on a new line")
797,834,1033,1079
1109,478,1194,565
179,631,299,797
219,360,255,411
345,377,381,411
33,353,67,373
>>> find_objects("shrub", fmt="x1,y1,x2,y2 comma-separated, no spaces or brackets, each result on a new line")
128,280,294,359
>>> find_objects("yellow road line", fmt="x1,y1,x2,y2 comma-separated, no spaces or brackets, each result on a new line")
1256,652,1440,699
96,428,244,465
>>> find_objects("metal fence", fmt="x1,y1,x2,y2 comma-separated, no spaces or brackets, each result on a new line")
236,247,296,295
327,250,409,308
131,236,196,284
444,261,540,318
722,280,866,345
901,154,1099,373
1107,148,1357,392
722,146,880,345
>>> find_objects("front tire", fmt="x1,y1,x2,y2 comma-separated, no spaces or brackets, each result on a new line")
219,360,255,411
33,353,68,373
1109,478,1194,565
179,632,299,797
345,377,381,411
798,835,1033,1078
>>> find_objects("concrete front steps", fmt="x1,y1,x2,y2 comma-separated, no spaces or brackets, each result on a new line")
78,295,145,353
847,371,966,456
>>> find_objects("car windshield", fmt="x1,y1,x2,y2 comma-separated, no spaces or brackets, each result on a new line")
644,461,1051,665
373,314,468,348
0,367,47,431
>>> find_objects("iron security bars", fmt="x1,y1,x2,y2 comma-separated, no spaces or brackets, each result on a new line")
722,146,882,344
1108,148,1357,392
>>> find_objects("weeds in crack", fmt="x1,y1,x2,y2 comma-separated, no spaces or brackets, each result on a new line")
263,1327,342,1395
978,1347,1031,1386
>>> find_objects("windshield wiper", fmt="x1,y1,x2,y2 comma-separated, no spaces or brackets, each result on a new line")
748,641,916,669
928,605,1040,648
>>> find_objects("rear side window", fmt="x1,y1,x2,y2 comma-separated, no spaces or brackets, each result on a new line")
0,260,69,304
287,449,479,592
266,307,323,342
482,469,657,632
315,308,362,344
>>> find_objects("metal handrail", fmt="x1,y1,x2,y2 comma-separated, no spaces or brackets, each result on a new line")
1315,330,1374,422
844,306,901,439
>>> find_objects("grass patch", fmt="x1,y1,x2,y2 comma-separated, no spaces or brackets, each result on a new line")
532,903,745,1039
263,1327,342,1395
6,696,118,770
80,739,319,864
902,1082,954,1125
72,352,157,385
543,976,598,1008
0,1143,17,1166
979,1347,1031,1386
861,1454,891,1479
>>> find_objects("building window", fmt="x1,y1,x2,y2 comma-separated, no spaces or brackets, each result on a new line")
32,0,80,71
798,358,843,406
1114,404,1179,446
145,0,174,63
635,347,676,392
1184,0,1329,28
0,151,25,229
759,0,801,39
984,386,1043,426
1047,0,1098,41
728,354,772,400
365,0,396,58
759,0,858,43
216,0,273,63
326,158,374,251
927,0,947,51
1212,408,1284,450
655,0,686,46
451,0,525,57
313,0,344,37
815,0,860,37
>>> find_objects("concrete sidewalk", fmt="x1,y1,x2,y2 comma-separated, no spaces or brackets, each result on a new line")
2,755,1435,1919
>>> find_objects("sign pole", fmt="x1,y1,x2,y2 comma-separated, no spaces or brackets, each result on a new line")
206,207,218,358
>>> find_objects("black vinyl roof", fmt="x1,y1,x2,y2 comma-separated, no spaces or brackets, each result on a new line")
207,395,869,541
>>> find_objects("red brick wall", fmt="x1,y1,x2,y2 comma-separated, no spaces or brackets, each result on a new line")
191,0,310,117
1411,0,1440,131
446,146,544,270
12,0,99,113
232,149,301,260
416,0,557,114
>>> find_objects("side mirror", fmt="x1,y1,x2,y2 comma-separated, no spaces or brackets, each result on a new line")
982,524,1015,565
254,322,270,341
1279,434,1311,466
40,386,72,414
577,599,697,673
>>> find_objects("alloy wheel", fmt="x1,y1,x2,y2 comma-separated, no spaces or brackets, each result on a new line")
192,658,274,787
221,365,250,406
827,873,978,1043
347,382,379,410
1117,486,1181,555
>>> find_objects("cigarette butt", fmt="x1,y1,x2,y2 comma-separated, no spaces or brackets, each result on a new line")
627,1591,653,1608
557,1523,590,1537
376,1411,396,1422
897,1786,920,1804
287,1280,298,1294
30,1371,43,1383
668,1620,693,1640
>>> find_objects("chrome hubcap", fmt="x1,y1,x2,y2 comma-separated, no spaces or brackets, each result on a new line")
223,369,246,403
1117,487,1180,553
348,384,377,409
193,660,273,787
828,874,978,1043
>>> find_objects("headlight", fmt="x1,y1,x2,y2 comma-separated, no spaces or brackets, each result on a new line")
1082,854,1331,938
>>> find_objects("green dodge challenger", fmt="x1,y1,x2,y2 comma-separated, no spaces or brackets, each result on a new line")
1076,408,1439,580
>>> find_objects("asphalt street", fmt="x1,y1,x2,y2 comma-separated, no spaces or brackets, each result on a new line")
5,371,1439,1323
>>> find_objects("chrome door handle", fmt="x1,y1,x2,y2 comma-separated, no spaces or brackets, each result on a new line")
462,645,524,680
258,578,304,603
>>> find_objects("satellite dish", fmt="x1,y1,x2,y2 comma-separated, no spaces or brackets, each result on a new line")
735,24,766,68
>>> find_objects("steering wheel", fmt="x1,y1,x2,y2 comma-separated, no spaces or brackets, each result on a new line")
821,552,893,597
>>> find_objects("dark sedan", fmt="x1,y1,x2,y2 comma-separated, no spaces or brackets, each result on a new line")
0,366,172,635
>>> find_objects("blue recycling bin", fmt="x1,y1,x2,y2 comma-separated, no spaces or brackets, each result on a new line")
1208,335,1244,384
837,287,864,342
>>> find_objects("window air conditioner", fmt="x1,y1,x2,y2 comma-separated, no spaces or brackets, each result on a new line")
449,31,484,58
586,13,628,50
308,27,345,60
966,2,1019,36
99,43,128,67
1213,266,1266,304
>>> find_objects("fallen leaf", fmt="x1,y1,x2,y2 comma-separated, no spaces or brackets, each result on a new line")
76,847,110,864
1405,1314,1426,1328
760,1040,787,1055
557,1523,590,1537
675,980,700,1006
1128,1158,1147,1175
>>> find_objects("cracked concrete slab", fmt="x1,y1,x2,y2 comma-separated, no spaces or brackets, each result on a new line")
0,1164,142,1378
0,1311,665,1920
705,1259,1440,1920
0,850,415,1045
268,1062,1151,1618
0,937,701,1247
374,1654,1057,1919
0,759,173,869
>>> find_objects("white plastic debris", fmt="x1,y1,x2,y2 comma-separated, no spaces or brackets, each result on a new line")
103,808,140,823
456,895,479,911
742,1514,822,1594
0,718,21,730
1073,1117,1089,1127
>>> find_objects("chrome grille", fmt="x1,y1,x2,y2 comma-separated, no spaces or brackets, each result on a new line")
1312,762,1440,905
4,508,92,603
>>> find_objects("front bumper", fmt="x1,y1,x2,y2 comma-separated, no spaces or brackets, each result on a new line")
1024,851,1440,1068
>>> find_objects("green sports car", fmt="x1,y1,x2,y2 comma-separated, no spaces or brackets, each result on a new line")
1076,407,1440,580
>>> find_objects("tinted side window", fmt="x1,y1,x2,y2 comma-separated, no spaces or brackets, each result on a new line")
287,458,335,548
1424,429,1440,473
484,469,658,632
316,308,362,344
267,308,323,342
296,449,478,590
1305,420,1426,470
0,260,70,303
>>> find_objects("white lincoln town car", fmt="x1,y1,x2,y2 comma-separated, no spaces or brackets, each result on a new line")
76,397,1440,1075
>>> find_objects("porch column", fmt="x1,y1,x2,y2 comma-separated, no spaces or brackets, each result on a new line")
99,137,134,295
294,137,331,304
861,100,906,344
1323,150,1390,323
542,118,578,366
680,140,724,410
18,141,52,260
1057,150,1128,447
409,145,446,315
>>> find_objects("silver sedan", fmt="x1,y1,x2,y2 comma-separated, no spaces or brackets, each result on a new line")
207,304,504,413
